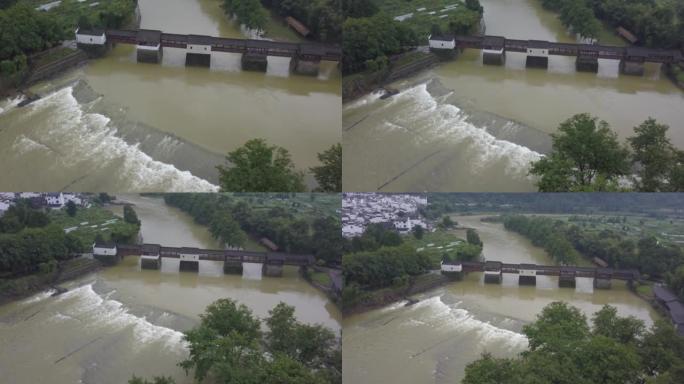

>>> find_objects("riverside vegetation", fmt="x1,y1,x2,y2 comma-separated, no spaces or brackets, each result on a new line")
341,0,483,98
463,302,684,384
0,195,140,300
130,299,341,384
216,139,342,193
342,221,483,311
0,0,138,90
163,193,344,268
529,114,684,192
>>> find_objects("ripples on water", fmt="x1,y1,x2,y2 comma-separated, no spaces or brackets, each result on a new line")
1,86,218,192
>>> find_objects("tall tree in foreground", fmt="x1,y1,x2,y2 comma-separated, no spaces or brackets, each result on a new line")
310,143,342,192
217,138,306,192
529,114,630,191
464,302,683,384
177,299,340,384
628,118,683,192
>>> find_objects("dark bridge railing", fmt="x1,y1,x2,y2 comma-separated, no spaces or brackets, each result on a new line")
452,260,639,281
102,29,341,61
116,244,314,266
452,35,682,64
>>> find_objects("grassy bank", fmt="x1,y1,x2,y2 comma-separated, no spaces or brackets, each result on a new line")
343,272,450,316
342,50,438,101
0,257,101,305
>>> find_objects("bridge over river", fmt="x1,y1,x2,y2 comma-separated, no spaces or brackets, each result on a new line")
429,34,683,76
441,260,639,289
93,242,314,277
76,28,341,76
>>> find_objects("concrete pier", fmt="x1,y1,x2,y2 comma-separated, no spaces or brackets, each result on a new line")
223,259,244,274
262,260,284,277
482,36,505,65
242,52,268,72
518,264,537,286
137,45,162,63
185,35,212,67
576,52,599,72
620,59,645,76
484,261,503,284
293,57,321,76
593,269,613,289
141,255,161,270
559,268,576,288
526,40,549,69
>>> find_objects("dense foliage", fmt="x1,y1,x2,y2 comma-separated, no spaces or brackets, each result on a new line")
343,244,432,289
502,215,684,277
0,200,84,276
178,299,340,384
0,4,67,79
421,193,684,219
217,138,306,192
464,302,684,384
310,143,342,192
540,0,602,39
222,0,269,30
342,0,483,74
163,193,343,266
348,222,402,253
263,0,343,42
529,114,684,192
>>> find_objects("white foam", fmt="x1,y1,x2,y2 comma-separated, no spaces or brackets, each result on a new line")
20,289,56,305
0,95,24,116
12,135,52,155
406,296,528,350
387,83,542,178
56,284,187,351
22,87,218,192
344,90,385,110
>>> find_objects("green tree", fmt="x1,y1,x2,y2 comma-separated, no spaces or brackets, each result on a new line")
440,216,456,229
666,265,684,300
210,214,247,248
66,201,77,217
123,205,140,225
591,304,644,344
310,143,341,192
412,224,424,239
217,139,306,192
466,229,482,247
628,118,680,192
530,114,630,191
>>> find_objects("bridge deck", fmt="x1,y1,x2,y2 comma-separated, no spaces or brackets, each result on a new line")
453,261,639,280
118,244,314,266
103,29,341,61
453,35,682,64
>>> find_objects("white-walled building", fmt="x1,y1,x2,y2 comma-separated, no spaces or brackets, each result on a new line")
428,35,456,50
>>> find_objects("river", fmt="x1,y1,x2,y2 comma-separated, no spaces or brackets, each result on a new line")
0,194,340,383
342,0,684,192
0,0,341,192
342,215,658,384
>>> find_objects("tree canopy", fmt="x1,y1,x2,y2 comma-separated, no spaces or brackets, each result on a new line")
175,299,340,384
464,302,684,384
310,143,342,192
217,139,306,192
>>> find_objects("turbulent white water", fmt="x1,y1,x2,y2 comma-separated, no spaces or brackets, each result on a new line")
4,86,218,192
378,83,542,177
52,284,187,352
343,82,545,191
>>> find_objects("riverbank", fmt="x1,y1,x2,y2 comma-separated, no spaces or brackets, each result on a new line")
343,272,450,316
0,257,101,306
342,51,439,102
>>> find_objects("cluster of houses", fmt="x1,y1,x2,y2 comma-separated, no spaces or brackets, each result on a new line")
0,192,88,216
342,193,429,237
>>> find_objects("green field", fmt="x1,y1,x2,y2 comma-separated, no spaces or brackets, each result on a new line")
533,213,684,247
49,205,137,246
403,229,465,266
374,0,473,37
226,193,341,223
